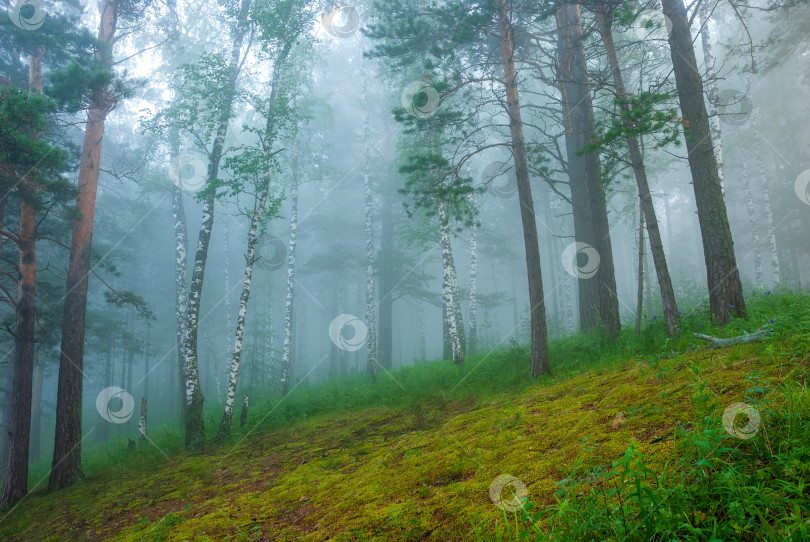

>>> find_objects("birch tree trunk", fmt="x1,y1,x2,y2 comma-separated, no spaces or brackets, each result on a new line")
222,220,233,403
169,127,189,427
662,0,746,325
498,0,550,375
596,8,680,336
753,114,781,286
419,305,426,361
138,399,147,441
377,196,394,370
468,219,478,355
217,52,284,436
361,66,378,382
50,0,120,490
217,185,270,438
739,149,764,289
439,202,464,365
337,276,346,375
280,152,299,396
699,0,724,192
635,204,645,336
181,0,252,450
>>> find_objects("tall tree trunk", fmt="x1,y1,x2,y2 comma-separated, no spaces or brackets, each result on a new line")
448,235,466,356
170,127,188,427
98,342,113,442
698,0,724,192
556,3,621,338
361,67,378,383
498,0,550,376
280,155,298,395
138,399,147,441
217,54,283,437
181,0,252,450
377,196,394,370
50,0,119,489
144,256,152,401
596,8,680,336
753,114,780,286
739,149,764,289
635,204,645,336
217,187,269,438
468,219,478,355
222,219,232,404
336,277,346,375
29,356,42,463
419,305,426,361
661,0,746,325
0,176,37,507
439,202,464,365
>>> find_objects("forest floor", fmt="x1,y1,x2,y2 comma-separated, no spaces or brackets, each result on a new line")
1,294,808,541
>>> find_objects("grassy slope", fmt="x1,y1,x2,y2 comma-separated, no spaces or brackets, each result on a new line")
1,293,808,541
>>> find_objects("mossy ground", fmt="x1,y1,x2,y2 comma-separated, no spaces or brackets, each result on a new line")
1,293,808,540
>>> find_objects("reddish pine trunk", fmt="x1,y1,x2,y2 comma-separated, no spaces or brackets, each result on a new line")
498,0,550,376
596,8,680,336
50,0,119,491
0,47,44,507
0,199,37,507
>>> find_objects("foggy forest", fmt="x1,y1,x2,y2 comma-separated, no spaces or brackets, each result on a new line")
0,0,808,539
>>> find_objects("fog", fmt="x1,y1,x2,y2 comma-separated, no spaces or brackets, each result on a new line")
0,0,808,529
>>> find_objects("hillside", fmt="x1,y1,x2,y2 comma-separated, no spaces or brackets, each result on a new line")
1,294,808,541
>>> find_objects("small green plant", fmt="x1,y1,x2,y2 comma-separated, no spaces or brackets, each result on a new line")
488,360,810,541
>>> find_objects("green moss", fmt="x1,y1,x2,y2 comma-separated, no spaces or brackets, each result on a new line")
2,293,807,540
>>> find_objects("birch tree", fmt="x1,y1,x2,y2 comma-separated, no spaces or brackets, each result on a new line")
739,149,764,289
217,0,312,432
360,62,378,381
178,0,253,450
280,145,299,396
439,202,464,364
753,114,780,286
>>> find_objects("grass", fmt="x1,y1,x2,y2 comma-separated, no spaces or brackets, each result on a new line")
1,289,808,540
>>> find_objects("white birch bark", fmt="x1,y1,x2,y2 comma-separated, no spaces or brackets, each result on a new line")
439,202,464,364
419,305,426,361
218,181,270,436
265,301,274,389
222,220,232,403
181,0,252,450
138,398,147,441
280,146,299,395
699,1,724,192
753,113,781,286
170,127,189,423
739,149,764,289
468,219,478,355
336,276,346,375
361,64,378,382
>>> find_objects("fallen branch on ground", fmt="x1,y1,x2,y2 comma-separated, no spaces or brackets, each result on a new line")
693,328,773,348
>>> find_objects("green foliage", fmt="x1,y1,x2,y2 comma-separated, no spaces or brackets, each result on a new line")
484,356,810,541
585,92,682,155
0,86,74,205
